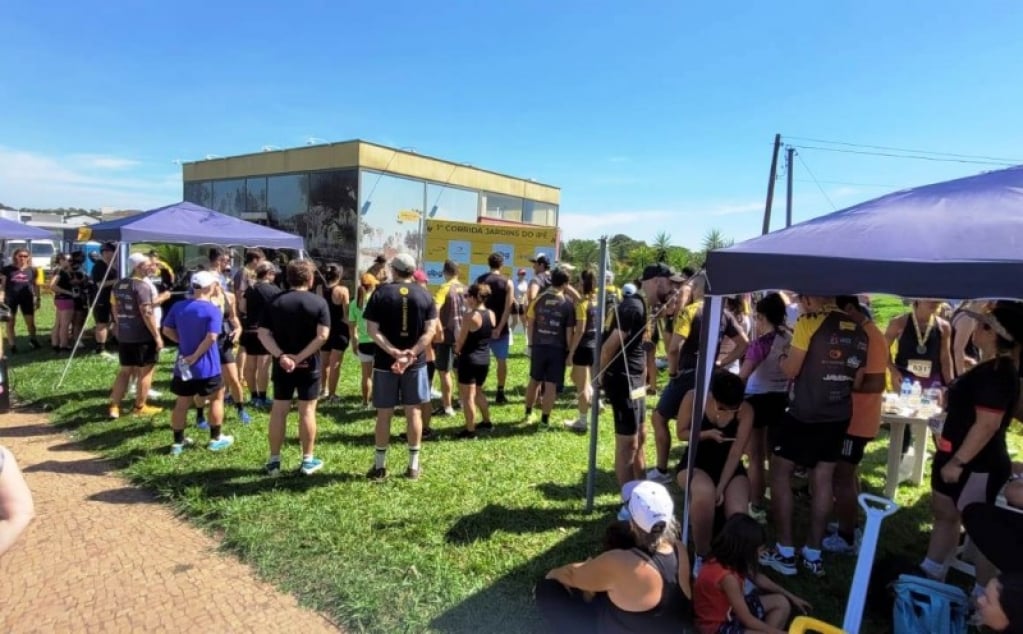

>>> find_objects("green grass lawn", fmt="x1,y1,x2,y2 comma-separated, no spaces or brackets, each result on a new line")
2,298,1009,633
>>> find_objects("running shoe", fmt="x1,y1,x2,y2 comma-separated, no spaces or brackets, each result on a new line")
196,411,209,430
170,438,195,456
224,394,234,406
564,418,588,433
748,503,768,524
405,466,421,480
264,459,281,477
476,421,494,431
495,392,508,405
801,554,826,577
207,435,235,452
646,468,673,485
147,389,162,399
822,533,858,555
238,409,252,425
430,389,443,400
759,547,797,576
131,404,164,417
524,412,539,425
108,404,120,420
455,429,477,440
299,457,324,475
366,466,387,482
29,338,41,350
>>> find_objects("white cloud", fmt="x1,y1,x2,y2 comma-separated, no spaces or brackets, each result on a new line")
560,200,763,247
0,147,180,210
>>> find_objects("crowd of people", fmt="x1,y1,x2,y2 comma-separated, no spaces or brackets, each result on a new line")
4,243,1023,632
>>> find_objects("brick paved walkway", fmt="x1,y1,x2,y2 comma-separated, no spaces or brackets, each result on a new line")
0,410,340,633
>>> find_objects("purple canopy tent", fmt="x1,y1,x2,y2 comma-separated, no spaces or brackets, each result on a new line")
680,164,1023,631
0,216,53,241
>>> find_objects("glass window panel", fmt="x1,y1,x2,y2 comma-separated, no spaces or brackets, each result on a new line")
183,181,212,207
358,170,425,274
307,170,359,283
244,177,267,212
426,183,478,224
212,179,245,216
267,174,309,232
523,200,558,226
483,192,523,222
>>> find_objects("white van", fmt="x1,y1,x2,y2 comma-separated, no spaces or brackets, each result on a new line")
6,240,57,270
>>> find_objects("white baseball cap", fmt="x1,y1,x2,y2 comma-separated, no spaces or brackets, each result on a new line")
128,252,149,270
627,481,674,533
190,271,218,289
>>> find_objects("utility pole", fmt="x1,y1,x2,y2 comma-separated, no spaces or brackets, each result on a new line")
762,134,782,235
785,147,795,228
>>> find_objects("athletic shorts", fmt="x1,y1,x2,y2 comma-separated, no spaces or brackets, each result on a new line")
530,345,567,384
118,340,158,368
605,375,646,436
240,331,267,356
54,297,75,311
931,453,1010,511
7,290,34,317
490,331,510,361
322,334,350,352
271,366,320,402
838,434,871,466
772,413,848,468
513,303,524,316
571,346,596,368
746,392,788,430
433,343,455,372
654,370,696,420
372,365,429,408
457,361,489,386
92,301,111,324
219,340,236,365
677,449,749,487
357,342,376,364
171,375,224,398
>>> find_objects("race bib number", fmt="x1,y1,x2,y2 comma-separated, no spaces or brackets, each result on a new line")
907,359,933,379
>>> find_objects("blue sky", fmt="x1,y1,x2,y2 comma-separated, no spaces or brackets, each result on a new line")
3,1,1023,249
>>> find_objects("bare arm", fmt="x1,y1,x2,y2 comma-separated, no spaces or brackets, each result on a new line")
884,316,905,382
667,333,685,376
454,312,479,356
600,329,622,369
0,446,35,556
717,331,749,369
715,403,753,497
545,550,628,593
939,319,954,385
257,327,284,358
495,282,514,336
953,316,978,376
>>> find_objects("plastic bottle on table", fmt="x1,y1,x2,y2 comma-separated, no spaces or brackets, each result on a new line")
900,377,913,403
909,381,922,407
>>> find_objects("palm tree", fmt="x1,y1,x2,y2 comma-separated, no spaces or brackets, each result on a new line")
702,228,732,252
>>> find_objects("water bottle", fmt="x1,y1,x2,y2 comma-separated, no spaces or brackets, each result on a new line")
900,377,913,403
177,356,193,381
909,381,922,408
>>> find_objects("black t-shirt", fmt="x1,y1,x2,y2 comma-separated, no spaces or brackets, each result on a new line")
604,294,647,380
530,290,577,349
244,281,281,330
2,265,35,295
940,358,1019,471
363,281,437,370
91,260,116,302
476,271,511,336
259,290,330,371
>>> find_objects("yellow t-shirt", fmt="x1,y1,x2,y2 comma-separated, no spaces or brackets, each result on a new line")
673,301,702,338
791,307,838,351
433,278,458,307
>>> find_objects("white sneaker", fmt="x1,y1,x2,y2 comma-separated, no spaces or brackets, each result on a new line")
564,418,587,433
822,532,858,555
147,389,162,399
127,381,137,395
444,407,455,416
430,389,443,400
646,468,672,485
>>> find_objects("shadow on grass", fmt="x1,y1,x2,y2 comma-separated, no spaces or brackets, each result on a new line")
1,419,57,438
134,467,366,500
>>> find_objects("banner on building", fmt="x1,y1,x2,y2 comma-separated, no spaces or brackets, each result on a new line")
423,219,559,285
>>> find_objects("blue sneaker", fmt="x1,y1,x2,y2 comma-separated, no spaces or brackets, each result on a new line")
225,394,234,406
265,459,281,477
170,438,195,456
196,411,209,430
299,457,324,475
207,435,234,452
238,409,252,425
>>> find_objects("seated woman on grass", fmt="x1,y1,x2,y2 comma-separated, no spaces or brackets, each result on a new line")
676,371,753,575
536,480,694,633
694,514,810,634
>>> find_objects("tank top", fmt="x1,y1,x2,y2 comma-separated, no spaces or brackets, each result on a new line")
745,330,791,395
350,293,372,345
461,309,493,365
326,284,349,339
579,293,599,349
894,312,944,385
596,544,693,633
693,411,740,471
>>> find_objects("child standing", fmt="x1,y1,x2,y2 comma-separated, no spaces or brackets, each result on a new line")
695,514,811,634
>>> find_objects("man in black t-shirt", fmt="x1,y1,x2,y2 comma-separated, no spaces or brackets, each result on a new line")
476,252,515,404
241,262,280,407
257,260,330,477
524,269,577,427
91,242,118,355
363,253,438,481
601,283,649,495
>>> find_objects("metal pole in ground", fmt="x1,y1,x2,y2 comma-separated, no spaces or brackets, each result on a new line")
786,146,795,228
585,236,609,512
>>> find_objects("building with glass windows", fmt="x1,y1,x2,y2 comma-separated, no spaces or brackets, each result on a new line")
181,140,559,281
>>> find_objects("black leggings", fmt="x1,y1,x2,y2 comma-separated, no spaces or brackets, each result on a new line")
534,578,597,634
963,502,1023,574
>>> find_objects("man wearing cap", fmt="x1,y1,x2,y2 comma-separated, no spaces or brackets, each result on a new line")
241,261,281,407
477,252,516,405
525,255,553,328
91,242,118,357
257,260,330,476
364,253,438,480
107,253,163,419
524,268,577,427
601,283,650,500
431,260,465,417
639,263,673,396
162,271,234,456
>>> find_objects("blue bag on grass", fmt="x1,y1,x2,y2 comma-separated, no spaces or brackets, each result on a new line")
892,574,969,634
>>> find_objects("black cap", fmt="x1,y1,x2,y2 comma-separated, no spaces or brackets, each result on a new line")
529,254,551,266
100,241,116,253
641,263,672,281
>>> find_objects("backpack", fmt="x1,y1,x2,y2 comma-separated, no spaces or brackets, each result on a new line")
892,575,969,634
438,281,466,343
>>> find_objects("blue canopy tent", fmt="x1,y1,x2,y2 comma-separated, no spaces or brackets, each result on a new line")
681,164,1023,631
0,216,53,240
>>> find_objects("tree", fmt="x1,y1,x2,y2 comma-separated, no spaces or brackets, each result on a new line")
562,238,600,269
702,228,732,252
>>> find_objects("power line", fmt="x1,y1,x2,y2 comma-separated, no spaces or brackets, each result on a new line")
791,144,1020,167
793,178,901,189
786,135,1023,164
794,150,837,211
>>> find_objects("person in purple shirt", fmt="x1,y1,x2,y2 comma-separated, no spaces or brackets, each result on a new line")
162,271,234,456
